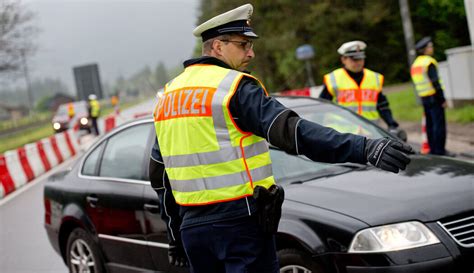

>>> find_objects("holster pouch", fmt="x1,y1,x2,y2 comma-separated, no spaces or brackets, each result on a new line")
253,185,285,234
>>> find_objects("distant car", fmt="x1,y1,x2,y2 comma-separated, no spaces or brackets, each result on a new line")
44,97,474,273
52,101,91,133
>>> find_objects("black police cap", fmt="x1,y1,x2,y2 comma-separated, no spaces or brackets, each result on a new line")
415,36,432,50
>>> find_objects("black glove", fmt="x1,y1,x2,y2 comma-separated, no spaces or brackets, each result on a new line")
365,137,414,173
253,185,285,234
168,240,189,268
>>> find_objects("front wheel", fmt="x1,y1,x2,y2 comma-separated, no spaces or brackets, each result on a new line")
278,248,324,273
66,228,106,273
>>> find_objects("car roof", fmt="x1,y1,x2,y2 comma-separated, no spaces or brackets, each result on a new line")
118,96,332,128
273,95,326,108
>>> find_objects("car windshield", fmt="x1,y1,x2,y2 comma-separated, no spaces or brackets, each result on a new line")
55,104,68,116
55,101,88,116
270,148,356,185
270,99,388,184
293,104,388,139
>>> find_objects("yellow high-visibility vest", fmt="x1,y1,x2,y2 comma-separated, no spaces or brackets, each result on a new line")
90,100,100,118
324,68,383,121
410,55,443,97
153,64,275,206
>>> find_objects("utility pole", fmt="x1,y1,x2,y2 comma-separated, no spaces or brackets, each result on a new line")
20,48,34,114
399,0,416,66
399,0,420,104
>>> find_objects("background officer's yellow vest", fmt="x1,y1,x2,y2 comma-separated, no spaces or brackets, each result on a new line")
154,64,275,206
410,55,442,97
90,100,100,118
324,68,383,121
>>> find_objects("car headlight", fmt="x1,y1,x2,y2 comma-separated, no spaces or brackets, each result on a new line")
53,122,61,130
348,221,440,253
80,117,88,125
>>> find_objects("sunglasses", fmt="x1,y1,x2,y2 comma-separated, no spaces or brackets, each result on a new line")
220,39,254,51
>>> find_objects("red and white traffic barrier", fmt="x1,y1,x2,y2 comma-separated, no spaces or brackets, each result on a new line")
3,150,30,190
278,86,323,98
24,143,46,178
0,127,85,199
0,154,15,197
40,138,59,168
1,107,152,200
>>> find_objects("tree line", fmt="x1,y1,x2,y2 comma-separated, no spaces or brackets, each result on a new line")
195,0,470,92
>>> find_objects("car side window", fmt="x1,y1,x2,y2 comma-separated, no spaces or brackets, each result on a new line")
99,123,153,180
82,142,105,176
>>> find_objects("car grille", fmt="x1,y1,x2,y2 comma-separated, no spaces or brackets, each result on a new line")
438,215,474,248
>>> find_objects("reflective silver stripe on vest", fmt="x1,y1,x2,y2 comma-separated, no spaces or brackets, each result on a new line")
163,140,268,168
375,73,381,89
329,72,338,97
211,70,241,148
361,105,376,112
170,164,273,192
345,105,358,112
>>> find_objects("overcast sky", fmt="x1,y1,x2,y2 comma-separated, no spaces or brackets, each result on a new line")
23,0,200,91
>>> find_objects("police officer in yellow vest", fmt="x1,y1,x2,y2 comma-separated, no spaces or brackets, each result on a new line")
149,4,413,273
411,37,447,155
88,94,100,135
320,41,406,141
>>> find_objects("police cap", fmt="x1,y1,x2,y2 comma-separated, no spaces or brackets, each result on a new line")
193,4,258,42
415,36,432,51
337,40,367,59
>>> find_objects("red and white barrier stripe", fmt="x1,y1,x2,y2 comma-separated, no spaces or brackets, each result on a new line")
278,86,323,98
24,143,46,177
1,105,154,199
54,132,72,160
0,154,15,197
40,138,59,168
3,150,29,190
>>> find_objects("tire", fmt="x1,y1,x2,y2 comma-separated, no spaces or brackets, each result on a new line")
278,248,324,273
66,228,106,273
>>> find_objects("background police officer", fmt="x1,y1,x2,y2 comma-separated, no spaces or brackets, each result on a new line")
320,41,406,140
149,4,413,273
87,94,100,135
411,37,447,155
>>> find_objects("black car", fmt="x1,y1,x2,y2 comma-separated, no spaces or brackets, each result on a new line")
44,97,474,273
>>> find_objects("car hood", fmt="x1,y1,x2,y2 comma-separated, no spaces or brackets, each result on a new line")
285,155,474,226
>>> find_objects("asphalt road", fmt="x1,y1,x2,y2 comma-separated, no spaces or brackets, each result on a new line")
0,157,74,273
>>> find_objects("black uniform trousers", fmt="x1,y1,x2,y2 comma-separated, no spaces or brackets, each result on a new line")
422,95,446,155
181,215,279,273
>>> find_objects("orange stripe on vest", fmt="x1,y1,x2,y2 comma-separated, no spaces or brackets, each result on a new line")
155,87,216,121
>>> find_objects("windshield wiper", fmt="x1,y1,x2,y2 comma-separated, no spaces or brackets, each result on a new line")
332,162,367,169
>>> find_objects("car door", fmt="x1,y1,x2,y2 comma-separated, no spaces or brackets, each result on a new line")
82,121,156,270
143,184,184,272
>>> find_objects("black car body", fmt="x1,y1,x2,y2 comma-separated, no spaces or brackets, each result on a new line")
44,97,474,273
52,101,91,133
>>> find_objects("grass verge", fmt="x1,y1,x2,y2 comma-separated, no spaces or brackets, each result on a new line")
0,124,54,154
386,85,474,124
